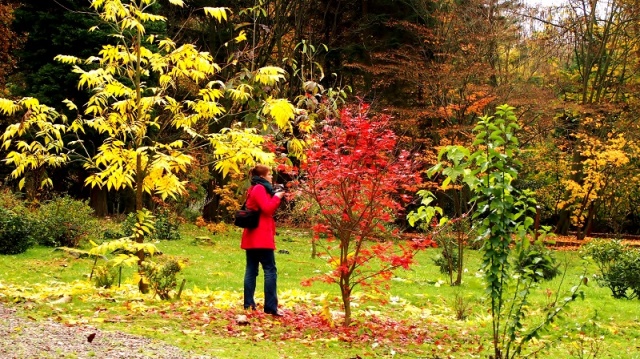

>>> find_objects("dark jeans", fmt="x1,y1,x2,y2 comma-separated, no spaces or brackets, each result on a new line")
244,249,278,313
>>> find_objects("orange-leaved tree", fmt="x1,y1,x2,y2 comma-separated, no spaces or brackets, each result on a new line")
298,104,437,326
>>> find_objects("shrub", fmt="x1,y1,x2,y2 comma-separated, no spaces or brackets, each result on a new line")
103,212,137,240
433,248,459,275
140,256,183,300
93,265,118,288
33,196,96,248
103,210,180,241
154,210,180,240
0,207,34,254
581,239,640,299
181,207,202,223
206,221,228,235
515,242,560,282
0,188,28,213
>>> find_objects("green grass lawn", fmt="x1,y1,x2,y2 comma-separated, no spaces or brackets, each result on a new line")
1,224,639,358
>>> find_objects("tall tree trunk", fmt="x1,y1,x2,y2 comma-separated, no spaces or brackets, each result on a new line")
202,180,221,222
89,186,108,217
202,170,224,222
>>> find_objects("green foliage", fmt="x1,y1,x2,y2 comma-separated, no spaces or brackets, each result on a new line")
0,188,27,213
408,190,459,281
407,190,443,230
11,0,107,105
153,210,180,241
433,248,459,274
103,209,179,241
140,256,183,300
582,239,640,299
0,207,34,254
33,196,96,248
102,213,137,240
514,242,561,282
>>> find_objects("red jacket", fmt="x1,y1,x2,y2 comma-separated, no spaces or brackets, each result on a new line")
240,184,281,250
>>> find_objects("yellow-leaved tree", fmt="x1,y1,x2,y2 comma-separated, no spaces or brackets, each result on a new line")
0,0,301,212
559,131,639,239
0,0,313,294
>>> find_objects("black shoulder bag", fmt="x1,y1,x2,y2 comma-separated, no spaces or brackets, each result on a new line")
234,189,260,229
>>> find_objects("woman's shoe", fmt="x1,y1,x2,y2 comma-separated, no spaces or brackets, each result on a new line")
265,309,284,317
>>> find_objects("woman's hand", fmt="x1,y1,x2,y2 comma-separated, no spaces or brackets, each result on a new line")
275,192,285,199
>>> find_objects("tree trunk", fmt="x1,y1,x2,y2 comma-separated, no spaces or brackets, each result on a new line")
578,202,596,240
202,173,223,222
555,210,571,235
89,186,108,217
341,281,351,326
135,152,144,212
455,230,463,286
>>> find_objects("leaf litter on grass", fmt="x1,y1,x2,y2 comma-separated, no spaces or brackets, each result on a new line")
0,279,483,356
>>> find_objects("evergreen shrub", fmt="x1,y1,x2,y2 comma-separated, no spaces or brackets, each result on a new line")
34,196,96,247
0,207,34,254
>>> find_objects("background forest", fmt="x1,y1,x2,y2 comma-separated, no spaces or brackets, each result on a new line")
0,0,639,238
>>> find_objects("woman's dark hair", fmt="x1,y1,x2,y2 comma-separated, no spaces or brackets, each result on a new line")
249,164,270,177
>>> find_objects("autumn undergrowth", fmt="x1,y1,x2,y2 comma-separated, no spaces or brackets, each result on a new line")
0,224,639,358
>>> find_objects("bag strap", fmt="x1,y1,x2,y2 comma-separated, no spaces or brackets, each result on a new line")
242,185,260,211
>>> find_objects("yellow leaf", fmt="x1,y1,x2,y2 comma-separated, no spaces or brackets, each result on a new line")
255,66,286,86
41,177,53,188
263,98,295,130
203,7,229,23
235,30,247,43
54,55,81,65
63,99,78,111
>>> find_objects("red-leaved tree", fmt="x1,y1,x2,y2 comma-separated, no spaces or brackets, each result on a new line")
299,104,436,326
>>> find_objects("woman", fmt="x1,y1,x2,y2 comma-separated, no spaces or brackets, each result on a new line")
241,164,285,316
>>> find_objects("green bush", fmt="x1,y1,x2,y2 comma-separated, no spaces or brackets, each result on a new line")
514,242,560,282
180,207,201,223
154,210,180,240
103,210,180,241
582,239,640,299
0,208,34,254
103,212,137,240
33,196,96,248
433,248,459,274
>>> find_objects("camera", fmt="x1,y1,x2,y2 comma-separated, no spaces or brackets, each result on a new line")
274,184,286,193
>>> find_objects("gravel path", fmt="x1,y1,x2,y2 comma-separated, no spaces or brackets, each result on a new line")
0,303,215,359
